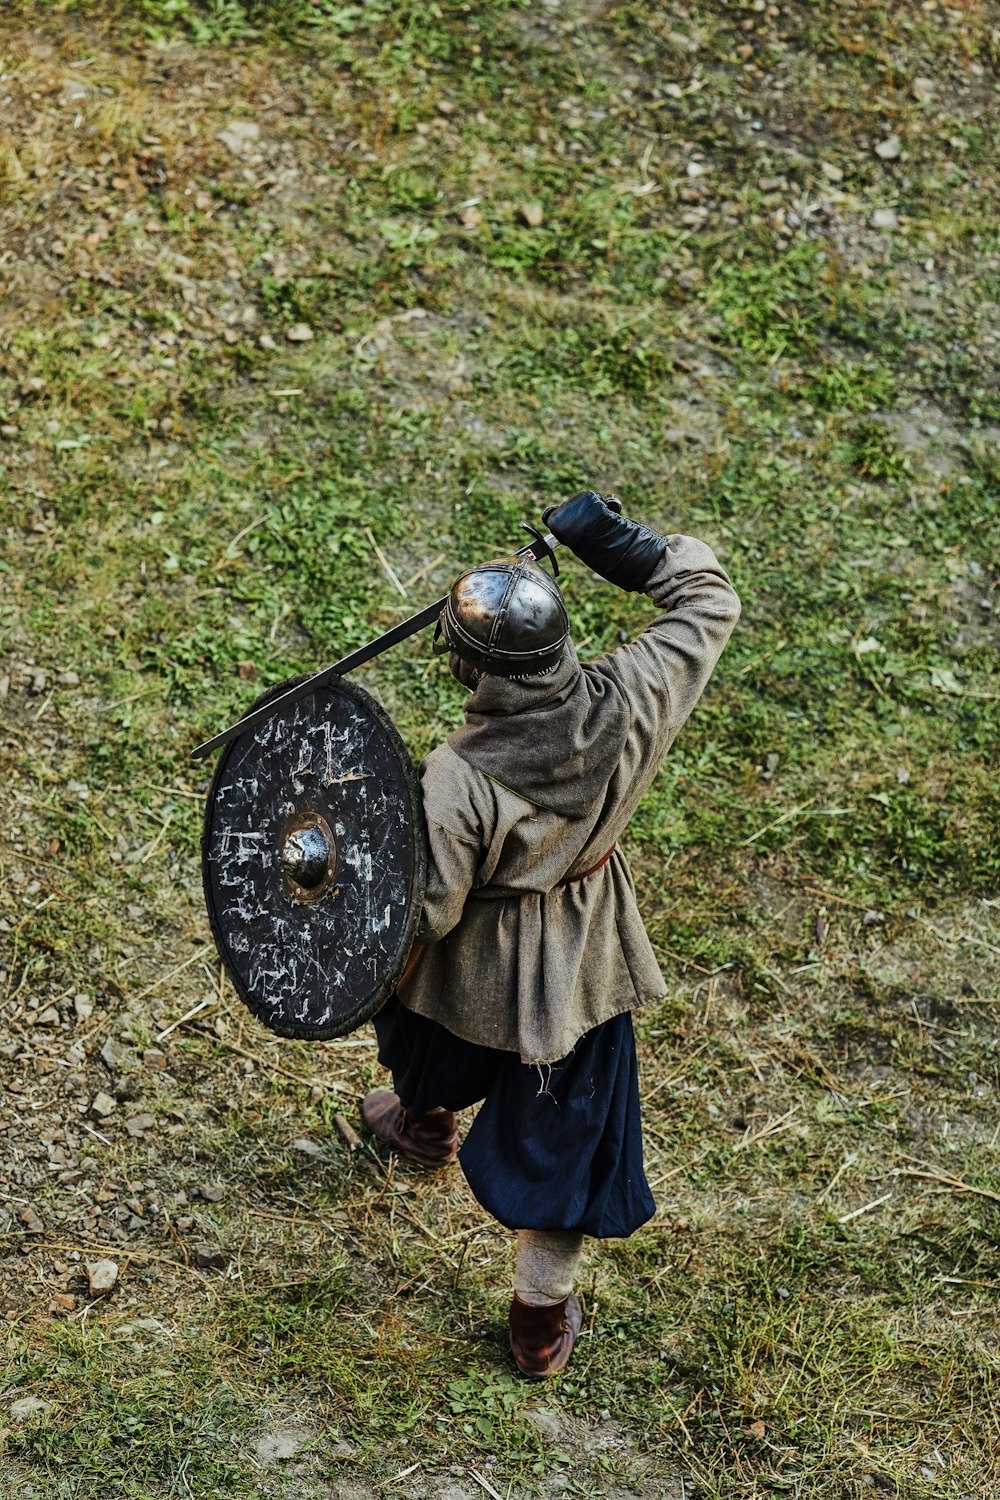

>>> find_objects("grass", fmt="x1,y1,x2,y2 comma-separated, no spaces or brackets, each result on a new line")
1,0,999,1496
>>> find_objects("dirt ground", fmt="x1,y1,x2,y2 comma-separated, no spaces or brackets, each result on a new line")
1,2,999,1497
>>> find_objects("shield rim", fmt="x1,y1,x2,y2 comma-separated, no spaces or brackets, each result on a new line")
201,674,427,1042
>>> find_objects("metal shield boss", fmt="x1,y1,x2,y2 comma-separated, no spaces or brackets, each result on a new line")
202,677,427,1040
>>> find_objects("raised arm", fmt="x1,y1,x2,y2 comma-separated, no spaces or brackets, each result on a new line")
544,490,741,751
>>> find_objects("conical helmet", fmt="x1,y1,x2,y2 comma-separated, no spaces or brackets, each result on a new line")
435,556,569,678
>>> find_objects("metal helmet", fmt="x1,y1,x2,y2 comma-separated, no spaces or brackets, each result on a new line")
435,556,570,678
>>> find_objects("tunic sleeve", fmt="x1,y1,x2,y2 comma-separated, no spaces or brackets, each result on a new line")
597,533,741,753
415,747,492,944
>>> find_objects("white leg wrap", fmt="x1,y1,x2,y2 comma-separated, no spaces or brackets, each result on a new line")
514,1229,584,1307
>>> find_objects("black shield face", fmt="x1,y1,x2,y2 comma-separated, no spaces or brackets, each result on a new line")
202,677,426,1040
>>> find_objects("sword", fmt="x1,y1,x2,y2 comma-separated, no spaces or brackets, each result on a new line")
191,514,600,762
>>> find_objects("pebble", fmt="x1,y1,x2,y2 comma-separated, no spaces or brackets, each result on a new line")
193,1244,227,1270
100,1036,130,1072
292,1137,326,1160
519,201,544,227
90,1091,117,1118
255,1427,312,1463
912,77,935,101
285,323,314,343
86,1259,119,1296
870,208,899,230
217,120,259,154
874,136,901,160
10,1396,55,1423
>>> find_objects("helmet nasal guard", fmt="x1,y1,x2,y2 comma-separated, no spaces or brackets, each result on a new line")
435,556,570,679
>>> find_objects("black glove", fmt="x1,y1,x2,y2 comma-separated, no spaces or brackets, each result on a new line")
542,490,666,592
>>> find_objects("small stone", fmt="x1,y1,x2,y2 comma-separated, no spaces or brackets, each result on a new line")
870,208,899,230
292,1137,325,1160
49,1293,77,1314
86,1259,119,1296
19,1204,44,1233
10,1396,55,1423
255,1427,312,1463
236,660,257,680
458,204,482,228
73,994,94,1021
519,201,544,227
100,1036,129,1072
218,120,259,154
90,1091,116,1118
896,766,911,785
193,1244,227,1270
176,1216,195,1232
125,1113,155,1138
285,323,314,343
259,333,279,351
58,670,80,687
874,136,901,161
819,161,843,182
32,1006,60,1027
29,670,47,695
912,77,935,102
863,910,885,927
143,1049,167,1070
198,1184,225,1202
686,160,706,177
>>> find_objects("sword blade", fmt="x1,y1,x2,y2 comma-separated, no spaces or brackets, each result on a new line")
190,530,560,761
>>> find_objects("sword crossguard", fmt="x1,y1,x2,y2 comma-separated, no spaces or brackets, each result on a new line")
518,521,560,576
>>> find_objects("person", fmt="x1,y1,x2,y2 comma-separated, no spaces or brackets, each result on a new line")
360,490,741,1377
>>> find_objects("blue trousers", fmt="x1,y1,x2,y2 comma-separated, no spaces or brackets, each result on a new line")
372,995,655,1239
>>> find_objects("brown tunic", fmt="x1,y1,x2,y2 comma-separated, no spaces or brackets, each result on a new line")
399,535,741,1063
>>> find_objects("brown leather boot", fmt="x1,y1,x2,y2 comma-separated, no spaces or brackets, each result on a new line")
361,1089,458,1168
509,1293,583,1378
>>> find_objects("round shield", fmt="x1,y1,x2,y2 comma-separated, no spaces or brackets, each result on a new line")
202,675,427,1040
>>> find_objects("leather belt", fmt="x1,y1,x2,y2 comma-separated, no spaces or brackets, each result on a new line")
468,845,617,901
556,845,617,886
